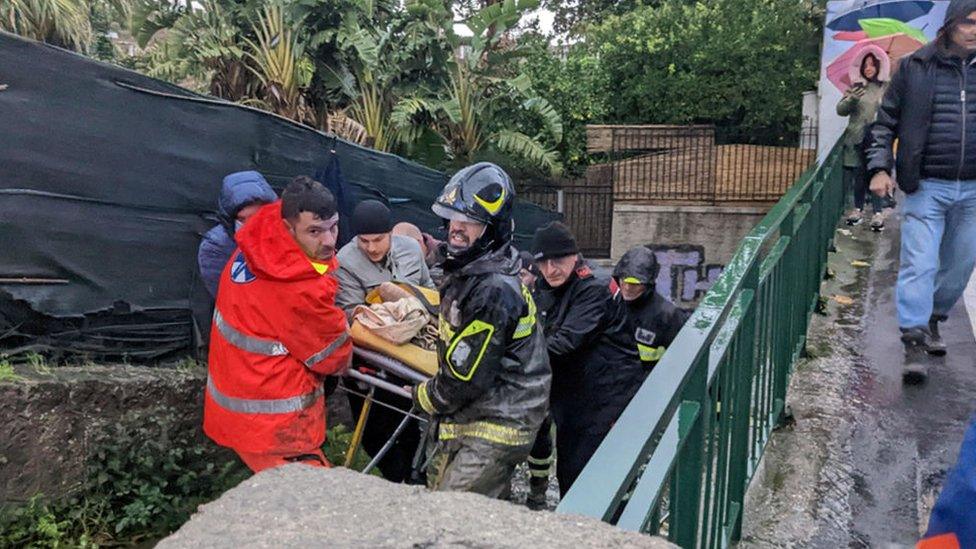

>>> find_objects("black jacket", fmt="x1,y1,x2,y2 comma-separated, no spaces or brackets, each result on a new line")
617,289,689,368
866,42,976,192
412,245,550,446
535,263,643,433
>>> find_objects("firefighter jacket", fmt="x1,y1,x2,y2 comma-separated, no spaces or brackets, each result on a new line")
535,264,645,433
412,245,551,447
616,289,689,368
203,201,353,455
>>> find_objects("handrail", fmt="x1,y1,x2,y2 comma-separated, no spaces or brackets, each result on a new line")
556,138,845,548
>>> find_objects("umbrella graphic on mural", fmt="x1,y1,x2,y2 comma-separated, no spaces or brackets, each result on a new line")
826,33,924,92
859,17,929,41
827,0,934,31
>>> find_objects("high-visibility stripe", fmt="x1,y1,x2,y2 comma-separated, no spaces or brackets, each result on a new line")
623,276,643,285
207,376,322,414
527,455,554,466
214,310,288,357
416,381,436,414
513,285,537,340
447,320,495,381
638,343,666,362
304,332,349,369
438,421,534,446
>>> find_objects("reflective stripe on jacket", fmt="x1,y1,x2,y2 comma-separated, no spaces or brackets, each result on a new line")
203,201,352,455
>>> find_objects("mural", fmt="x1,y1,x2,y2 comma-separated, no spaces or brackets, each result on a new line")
649,245,724,308
818,0,948,157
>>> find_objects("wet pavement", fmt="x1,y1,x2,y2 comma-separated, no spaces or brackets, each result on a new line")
741,207,976,547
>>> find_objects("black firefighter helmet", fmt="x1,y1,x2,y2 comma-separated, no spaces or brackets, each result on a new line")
432,162,515,265
613,246,660,287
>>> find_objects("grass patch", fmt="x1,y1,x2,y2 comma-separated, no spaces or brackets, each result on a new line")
0,358,22,382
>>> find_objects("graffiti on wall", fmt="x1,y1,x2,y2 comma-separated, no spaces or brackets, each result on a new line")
649,244,724,307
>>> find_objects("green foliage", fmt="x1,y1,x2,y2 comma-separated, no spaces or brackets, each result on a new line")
0,411,250,547
323,423,381,474
588,0,821,143
0,357,22,382
519,35,610,172
542,0,641,37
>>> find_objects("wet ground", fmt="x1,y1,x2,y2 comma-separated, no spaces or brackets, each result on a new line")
741,208,976,547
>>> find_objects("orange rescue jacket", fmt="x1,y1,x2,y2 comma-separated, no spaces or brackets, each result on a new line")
203,201,352,455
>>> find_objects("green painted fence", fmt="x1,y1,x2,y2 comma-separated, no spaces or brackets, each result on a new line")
556,139,845,547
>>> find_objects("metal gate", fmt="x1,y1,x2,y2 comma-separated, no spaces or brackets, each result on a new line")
519,177,613,258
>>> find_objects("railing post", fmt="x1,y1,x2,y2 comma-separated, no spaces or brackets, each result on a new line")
727,267,758,543
670,353,709,547
772,209,795,427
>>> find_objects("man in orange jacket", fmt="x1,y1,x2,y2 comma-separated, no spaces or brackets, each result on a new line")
204,176,353,473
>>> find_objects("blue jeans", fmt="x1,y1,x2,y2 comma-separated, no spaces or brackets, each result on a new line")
897,179,976,330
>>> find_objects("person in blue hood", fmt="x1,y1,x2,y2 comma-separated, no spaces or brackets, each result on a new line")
198,171,278,297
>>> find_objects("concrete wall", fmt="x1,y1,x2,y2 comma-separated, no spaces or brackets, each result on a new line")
612,203,768,308
0,364,353,504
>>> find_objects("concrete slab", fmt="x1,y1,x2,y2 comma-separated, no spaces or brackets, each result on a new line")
160,464,676,548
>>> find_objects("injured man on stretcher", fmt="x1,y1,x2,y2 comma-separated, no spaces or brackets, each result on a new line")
333,199,437,483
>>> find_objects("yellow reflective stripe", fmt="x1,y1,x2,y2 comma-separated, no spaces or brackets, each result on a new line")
416,381,436,415
527,455,553,467
623,276,642,284
438,421,534,446
638,343,666,362
446,320,495,381
513,285,537,340
474,188,506,215
438,315,455,345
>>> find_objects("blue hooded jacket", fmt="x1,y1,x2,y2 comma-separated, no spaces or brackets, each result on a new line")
197,171,277,297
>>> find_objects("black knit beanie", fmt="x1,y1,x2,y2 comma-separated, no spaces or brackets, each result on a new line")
352,199,392,235
531,221,578,260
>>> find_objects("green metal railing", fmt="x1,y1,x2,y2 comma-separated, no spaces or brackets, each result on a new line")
556,139,845,547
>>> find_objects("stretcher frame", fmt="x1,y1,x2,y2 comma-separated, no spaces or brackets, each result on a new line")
340,346,432,476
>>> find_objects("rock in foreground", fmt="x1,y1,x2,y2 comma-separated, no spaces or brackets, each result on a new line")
160,464,674,548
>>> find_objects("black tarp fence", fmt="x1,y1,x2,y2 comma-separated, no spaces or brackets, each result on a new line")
0,32,558,360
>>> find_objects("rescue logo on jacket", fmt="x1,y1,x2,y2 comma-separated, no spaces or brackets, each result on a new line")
635,327,657,346
230,252,256,284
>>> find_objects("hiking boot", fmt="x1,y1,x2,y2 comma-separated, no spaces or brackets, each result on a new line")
846,209,864,226
870,212,885,232
526,475,549,511
902,328,930,384
928,315,948,356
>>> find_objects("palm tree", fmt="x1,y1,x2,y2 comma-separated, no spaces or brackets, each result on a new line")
391,0,565,174
1,0,93,51
243,3,315,124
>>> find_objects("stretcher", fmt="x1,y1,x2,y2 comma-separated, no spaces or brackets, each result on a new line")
339,283,439,475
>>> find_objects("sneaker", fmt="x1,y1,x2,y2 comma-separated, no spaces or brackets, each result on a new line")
870,212,885,231
902,328,930,384
928,315,948,356
526,475,549,511
846,209,864,226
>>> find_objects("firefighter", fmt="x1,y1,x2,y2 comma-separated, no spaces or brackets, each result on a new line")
411,162,551,497
612,246,689,369
531,221,644,496
203,176,353,473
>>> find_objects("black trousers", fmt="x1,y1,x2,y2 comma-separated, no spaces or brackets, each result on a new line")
845,164,883,213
